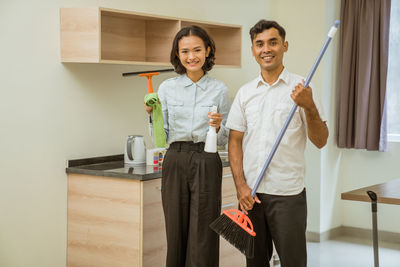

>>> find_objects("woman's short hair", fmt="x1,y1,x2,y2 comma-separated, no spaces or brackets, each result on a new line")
249,20,286,42
170,25,216,74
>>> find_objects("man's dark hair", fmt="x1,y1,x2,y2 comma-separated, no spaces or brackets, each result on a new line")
170,25,216,75
249,20,286,42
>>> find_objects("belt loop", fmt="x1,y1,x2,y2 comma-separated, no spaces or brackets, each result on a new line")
198,143,204,153
178,142,182,152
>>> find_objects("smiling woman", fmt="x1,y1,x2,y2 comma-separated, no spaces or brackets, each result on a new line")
145,25,231,267
177,35,211,81
170,25,216,81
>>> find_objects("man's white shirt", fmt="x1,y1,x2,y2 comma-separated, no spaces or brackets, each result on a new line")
226,68,326,195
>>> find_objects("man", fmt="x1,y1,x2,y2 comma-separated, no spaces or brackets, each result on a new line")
226,20,328,267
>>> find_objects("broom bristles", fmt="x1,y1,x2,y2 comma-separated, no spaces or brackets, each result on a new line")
210,213,255,258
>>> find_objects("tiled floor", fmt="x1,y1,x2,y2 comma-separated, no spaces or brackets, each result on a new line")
274,236,400,267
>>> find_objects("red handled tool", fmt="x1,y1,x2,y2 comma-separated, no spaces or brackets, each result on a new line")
121,68,174,93
222,209,256,237
139,72,160,93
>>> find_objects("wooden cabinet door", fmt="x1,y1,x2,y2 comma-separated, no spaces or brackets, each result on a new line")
67,174,141,267
142,178,167,267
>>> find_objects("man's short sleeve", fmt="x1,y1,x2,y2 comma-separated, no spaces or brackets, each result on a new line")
226,89,246,132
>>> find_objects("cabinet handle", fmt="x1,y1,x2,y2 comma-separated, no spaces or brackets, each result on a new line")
221,202,236,209
222,174,232,178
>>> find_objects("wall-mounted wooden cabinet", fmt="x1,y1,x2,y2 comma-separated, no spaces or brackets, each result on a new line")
60,7,241,67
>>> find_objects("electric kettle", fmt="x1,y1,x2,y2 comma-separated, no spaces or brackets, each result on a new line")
124,135,146,165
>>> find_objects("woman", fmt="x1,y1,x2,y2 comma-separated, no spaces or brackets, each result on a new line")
145,25,230,267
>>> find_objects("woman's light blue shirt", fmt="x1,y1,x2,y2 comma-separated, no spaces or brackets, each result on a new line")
157,74,230,146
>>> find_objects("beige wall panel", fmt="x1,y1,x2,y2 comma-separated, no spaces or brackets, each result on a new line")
60,8,100,62
146,20,180,63
101,12,146,61
67,174,141,267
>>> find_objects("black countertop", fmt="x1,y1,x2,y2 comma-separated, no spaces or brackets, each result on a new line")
66,154,230,181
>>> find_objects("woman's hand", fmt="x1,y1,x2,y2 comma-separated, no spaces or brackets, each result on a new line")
208,112,222,131
144,102,152,115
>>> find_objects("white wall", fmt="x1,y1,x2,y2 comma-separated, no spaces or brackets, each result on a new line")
340,142,400,232
0,0,269,266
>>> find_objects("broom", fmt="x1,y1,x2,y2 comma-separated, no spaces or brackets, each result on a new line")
210,20,340,259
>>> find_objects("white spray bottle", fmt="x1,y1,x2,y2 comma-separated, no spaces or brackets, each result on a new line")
204,105,218,153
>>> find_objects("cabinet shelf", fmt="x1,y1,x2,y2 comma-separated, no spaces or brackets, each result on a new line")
60,7,242,67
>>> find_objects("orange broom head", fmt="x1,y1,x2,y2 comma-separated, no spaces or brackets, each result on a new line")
223,209,256,236
139,72,160,93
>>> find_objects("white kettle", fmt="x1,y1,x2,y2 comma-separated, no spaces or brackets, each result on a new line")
124,135,146,165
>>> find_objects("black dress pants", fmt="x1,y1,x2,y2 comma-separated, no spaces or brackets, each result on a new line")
161,142,222,267
246,189,307,267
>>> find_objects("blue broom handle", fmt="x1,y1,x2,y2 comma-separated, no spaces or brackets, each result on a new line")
251,20,340,197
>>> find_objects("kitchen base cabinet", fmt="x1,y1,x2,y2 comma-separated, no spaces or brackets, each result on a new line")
67,174,141,267
67,167,245,267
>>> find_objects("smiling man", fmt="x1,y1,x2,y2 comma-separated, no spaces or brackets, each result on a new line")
226,20,328,267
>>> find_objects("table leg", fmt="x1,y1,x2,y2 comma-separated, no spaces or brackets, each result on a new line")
367,190,379,267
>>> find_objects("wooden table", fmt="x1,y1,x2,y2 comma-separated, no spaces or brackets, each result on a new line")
341,178,400,267
341,178,400,205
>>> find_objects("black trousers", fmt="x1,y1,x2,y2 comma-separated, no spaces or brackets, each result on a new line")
246,189,307,267
161,142,222,267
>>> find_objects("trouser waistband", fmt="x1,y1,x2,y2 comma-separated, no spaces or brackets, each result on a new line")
168,141,205,152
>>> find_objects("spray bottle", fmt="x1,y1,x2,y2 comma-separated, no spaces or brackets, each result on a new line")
204,105,218,153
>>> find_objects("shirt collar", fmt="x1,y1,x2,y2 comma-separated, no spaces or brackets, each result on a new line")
181,73,208,91
256,67,289,88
